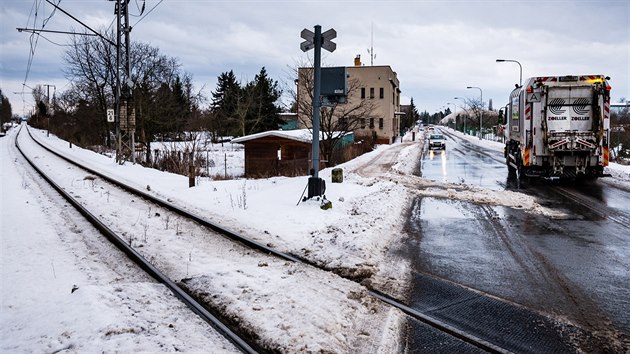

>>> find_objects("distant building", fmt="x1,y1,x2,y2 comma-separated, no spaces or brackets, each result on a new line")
297,56,402,144
278,112,298,130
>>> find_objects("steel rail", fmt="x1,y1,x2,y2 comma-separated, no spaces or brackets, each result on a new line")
15,125,258,354
24,126,303,264
370,289,510,354
24,126,515,353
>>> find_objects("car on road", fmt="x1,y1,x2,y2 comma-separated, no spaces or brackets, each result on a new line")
429,133,446,150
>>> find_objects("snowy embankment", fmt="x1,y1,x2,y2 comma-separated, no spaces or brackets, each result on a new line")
2,125,407,353
24,127,416,296
4,123,629,352
1,128,240,353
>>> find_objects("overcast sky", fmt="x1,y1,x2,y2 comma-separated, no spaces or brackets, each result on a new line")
1,0,628,117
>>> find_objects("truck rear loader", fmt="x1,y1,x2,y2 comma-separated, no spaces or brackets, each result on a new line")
504,75,611,179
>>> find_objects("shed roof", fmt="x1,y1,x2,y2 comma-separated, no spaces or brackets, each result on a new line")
231,129,347,144
231,129,312,144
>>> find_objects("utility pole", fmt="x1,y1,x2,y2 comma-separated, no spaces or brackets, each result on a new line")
115,0,135,163
42,84,55,137
16,1,130,154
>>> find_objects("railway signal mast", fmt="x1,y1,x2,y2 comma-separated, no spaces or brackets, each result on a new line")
114,0,135,163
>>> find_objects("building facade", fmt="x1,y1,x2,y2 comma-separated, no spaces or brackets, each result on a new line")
297,57,402,144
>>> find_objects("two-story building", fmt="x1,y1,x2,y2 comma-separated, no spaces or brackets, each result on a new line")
297,56,402,144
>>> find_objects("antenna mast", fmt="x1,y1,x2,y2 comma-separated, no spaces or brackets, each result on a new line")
367,23,376,66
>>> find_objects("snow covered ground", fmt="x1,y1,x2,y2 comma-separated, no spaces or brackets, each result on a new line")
2,123,629,352
1,127,240,353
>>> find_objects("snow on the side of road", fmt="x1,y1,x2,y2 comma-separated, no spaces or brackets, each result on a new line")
0,128,239,353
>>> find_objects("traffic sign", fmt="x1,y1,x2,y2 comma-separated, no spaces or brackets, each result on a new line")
106,108,115,122
300,27,336,53
321,28,336,52
301,29,314,41
300,40,315,52
322,28,336,41
527,92,541,102
321,40,336,52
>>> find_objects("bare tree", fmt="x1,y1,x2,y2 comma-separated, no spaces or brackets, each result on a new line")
291,60,379,166
62,29,203,161
235,86,255,136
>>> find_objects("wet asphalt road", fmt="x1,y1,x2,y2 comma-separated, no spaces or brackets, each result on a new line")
403,129,630,351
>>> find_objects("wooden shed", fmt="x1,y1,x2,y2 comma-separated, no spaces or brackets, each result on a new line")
231,130,322,178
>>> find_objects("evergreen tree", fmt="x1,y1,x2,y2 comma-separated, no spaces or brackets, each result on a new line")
211,70,240,137
408,97,419,127
246,67,282,134
419,110,430,125
0,89,13,126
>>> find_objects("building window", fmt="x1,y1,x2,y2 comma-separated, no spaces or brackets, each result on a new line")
360,118,366,129
379,87,384,99
369,118,375,128
379,118,384,129
361,88,365,99
370,87,375,99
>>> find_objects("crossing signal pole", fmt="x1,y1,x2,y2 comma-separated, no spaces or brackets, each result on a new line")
300,25,336,199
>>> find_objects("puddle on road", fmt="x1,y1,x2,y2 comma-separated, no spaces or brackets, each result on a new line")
415,197,472,220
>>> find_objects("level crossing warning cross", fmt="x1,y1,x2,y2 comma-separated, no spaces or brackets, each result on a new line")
300,28,336,53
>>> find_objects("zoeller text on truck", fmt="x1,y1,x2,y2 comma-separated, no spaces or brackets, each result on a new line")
503,75,611,179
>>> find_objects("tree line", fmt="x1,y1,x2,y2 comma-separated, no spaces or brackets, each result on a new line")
24,30,283,163
0,89,15,131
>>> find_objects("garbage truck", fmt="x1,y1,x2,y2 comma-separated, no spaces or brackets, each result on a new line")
504,75,611,179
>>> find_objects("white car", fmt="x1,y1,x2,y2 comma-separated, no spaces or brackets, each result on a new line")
428,133,446,150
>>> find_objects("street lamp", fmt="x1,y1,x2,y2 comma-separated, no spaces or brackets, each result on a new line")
454,97,465,134
466,86,483,139
496,59,522,87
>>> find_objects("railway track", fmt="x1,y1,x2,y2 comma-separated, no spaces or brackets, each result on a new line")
19,125,596,353
14,125,258,353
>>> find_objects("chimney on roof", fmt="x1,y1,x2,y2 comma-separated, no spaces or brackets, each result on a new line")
354,55,361,66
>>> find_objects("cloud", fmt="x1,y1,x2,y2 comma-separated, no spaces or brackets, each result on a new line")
1,0,628,116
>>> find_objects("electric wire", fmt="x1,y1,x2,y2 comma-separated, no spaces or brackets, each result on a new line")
18,0,158,114
22,0,62,100
130,0,146,17
132,0,162,27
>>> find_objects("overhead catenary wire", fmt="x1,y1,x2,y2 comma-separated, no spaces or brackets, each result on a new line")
132,0,162,27
17,0,160,116
21,0,61,109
